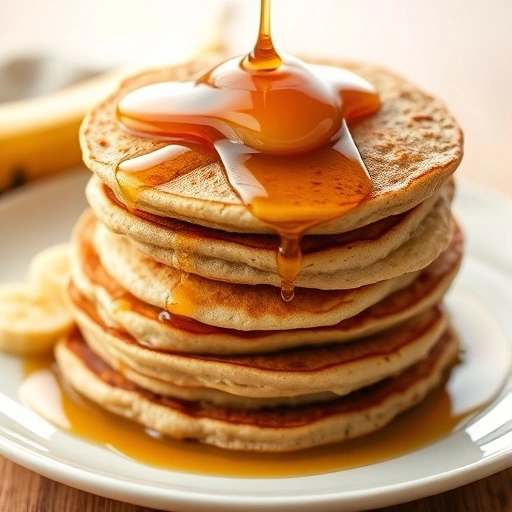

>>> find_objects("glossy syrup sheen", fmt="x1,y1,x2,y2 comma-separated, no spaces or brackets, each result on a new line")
115,0,380,301
21,349,481,478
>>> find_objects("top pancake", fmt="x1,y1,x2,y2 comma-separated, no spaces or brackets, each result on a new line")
80,56,463,234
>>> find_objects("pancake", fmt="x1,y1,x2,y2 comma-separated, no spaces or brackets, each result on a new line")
55,326,459,451
64,311,341,409
80,57,463,234
68,282,448,398
86,176,453,284
94,188,452,290
71,220,463,354
73,211,423,331
84,347,341,409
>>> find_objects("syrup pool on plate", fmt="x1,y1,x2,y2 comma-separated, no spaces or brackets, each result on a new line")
19,312,505,479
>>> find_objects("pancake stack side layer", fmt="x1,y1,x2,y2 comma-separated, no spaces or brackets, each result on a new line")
57,57,464,452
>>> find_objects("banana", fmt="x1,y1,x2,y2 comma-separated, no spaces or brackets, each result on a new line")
0,244,73,356
0,283,73,356
0,15,226,194
28,243,72,303
0,68,130,193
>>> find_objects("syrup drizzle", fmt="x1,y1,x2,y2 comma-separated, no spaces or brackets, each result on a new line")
116,0,380,302
244,0,281,72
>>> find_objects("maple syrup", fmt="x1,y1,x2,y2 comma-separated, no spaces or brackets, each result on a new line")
115,0,380,301
19,326,496,478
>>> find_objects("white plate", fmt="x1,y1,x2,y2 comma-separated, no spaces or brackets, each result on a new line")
0,171,511,512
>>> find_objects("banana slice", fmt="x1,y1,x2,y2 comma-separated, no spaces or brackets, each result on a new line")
0,283,73,356
0,243,73,356
29,243,71,302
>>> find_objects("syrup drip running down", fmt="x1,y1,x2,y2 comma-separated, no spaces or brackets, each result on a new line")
116,0,380,301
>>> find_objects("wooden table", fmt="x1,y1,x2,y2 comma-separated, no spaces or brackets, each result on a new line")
0,457,511,511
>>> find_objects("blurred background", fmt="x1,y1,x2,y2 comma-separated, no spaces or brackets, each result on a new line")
0,0,510,193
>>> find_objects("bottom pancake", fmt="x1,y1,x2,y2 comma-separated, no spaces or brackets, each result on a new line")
55,327,459,452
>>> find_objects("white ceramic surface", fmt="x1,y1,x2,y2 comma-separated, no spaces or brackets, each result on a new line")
0,171,511,512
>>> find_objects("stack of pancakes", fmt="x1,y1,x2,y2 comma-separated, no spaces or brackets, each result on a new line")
56,58,464,452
